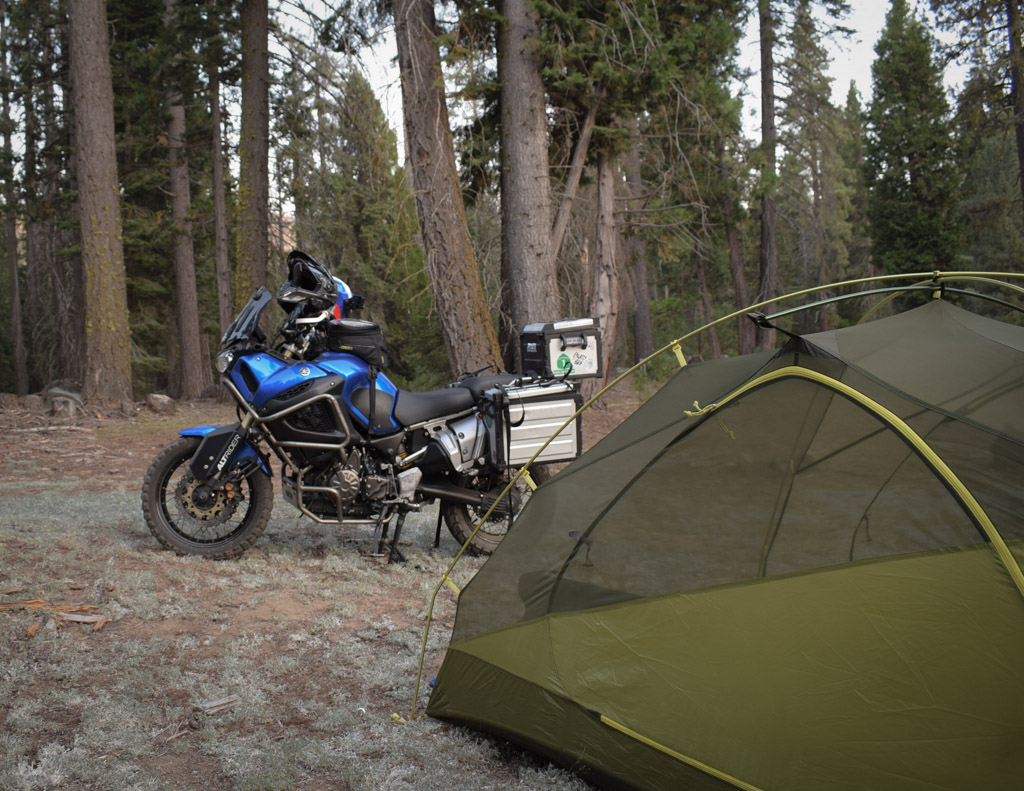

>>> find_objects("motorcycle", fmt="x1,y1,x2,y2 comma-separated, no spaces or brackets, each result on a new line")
141,250,583,561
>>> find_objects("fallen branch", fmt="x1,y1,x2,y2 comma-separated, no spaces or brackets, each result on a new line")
56,611,106,623
196,695,241,715
0,599,49,611
0,599,100,614
11,426,93,433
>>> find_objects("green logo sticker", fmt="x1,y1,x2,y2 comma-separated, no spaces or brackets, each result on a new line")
556,353,573,374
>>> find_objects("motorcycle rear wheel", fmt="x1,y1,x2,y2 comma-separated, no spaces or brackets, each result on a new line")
141,435,273,560
441,473,527,555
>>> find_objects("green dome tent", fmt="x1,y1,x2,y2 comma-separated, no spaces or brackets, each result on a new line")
426,295,1024,791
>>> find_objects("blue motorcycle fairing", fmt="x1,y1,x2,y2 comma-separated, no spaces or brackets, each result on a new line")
229,353,292,403
231,349,401,434
318,352,400,433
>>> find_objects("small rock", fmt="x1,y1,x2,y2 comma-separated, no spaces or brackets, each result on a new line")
0,392,19,411
147,394,176,414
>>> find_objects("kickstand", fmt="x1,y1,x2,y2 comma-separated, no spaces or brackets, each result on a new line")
387,510,408,564
432,505,445,549
372,508,391,556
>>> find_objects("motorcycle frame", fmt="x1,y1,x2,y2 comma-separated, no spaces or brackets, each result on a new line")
221,376,396,526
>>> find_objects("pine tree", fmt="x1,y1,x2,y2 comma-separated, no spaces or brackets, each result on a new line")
235,0,269,310
0,0,26,394
838,84,871,282
931,0,1024,219
393,0,502,377
273,41,449,387
865,0,961,274
777,0,854,331
69,0,133,405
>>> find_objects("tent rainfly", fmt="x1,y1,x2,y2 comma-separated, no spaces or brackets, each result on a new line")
427,298,1024,791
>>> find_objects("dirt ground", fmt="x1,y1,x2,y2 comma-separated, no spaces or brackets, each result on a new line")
0,384,641,791
0,382,640,494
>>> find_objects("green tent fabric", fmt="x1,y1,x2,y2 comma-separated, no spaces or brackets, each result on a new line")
427,300,1024,791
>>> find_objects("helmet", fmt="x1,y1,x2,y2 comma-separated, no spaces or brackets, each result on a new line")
332,276,353,319
277,251,336,312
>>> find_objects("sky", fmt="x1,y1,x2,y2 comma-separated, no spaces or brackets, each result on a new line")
736,0,967,137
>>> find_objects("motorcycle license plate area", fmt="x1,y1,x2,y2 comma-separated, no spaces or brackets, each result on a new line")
486,382,582,468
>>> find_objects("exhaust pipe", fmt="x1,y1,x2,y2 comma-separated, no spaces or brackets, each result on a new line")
416,479,516,517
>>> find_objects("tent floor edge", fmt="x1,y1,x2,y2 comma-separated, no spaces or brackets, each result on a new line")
426,649,738,791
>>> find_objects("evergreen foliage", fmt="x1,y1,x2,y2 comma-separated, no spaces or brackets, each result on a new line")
776,0,854,332
865,0,962,274
273,41,448,388
0,1,1018,397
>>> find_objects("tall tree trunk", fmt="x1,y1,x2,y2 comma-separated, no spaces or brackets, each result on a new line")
758,0,779,349
68,0,132,406
22,85,40,390
694,241,721,360
1,1,26,394
810,143,829,332
721,170,755,354
498,0,560,371
551,83,604,261
623,122,654,362
57,18,85,389
1007,0,1024,216
209,61,232,336
393,0,502,376
586,151,621,395
235,0,269,309
165,0,210,399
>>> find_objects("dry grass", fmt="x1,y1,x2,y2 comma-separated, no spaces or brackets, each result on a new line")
0,391,642,790
0,478,592,790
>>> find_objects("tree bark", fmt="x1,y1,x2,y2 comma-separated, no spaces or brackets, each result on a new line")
1,1,26,394
586,151,621,394
725,210,755,354
498,0,561,371
694,242,722,360
551,83,604,261
1007,0,1024,216
68,0,132,406
22,82,40,390
165,0,211,400
623,122,654,362
235,0,269,309
757,0,779,349
393,0,502,377
209,61,232,336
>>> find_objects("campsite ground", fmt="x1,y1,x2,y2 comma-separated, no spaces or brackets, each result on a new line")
0,386,640,790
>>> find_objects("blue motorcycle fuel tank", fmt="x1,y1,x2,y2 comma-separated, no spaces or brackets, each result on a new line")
229,351,400,434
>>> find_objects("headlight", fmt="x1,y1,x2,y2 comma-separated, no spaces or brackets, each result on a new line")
215,350,235,373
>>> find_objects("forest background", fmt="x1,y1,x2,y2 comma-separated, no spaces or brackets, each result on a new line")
0,0,1021,406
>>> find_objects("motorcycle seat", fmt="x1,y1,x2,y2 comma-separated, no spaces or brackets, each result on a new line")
455,374,521,400
393,387,476,426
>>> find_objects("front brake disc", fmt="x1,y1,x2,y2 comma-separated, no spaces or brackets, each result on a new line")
175,474,238,527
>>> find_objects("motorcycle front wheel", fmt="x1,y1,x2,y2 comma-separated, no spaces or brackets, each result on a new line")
141,435,273,560
441,472,528,555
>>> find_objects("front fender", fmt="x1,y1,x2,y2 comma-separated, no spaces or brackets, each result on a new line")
185,423,271,479
179,425,219,437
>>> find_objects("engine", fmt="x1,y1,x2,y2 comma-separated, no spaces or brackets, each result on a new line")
282,448,394,521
